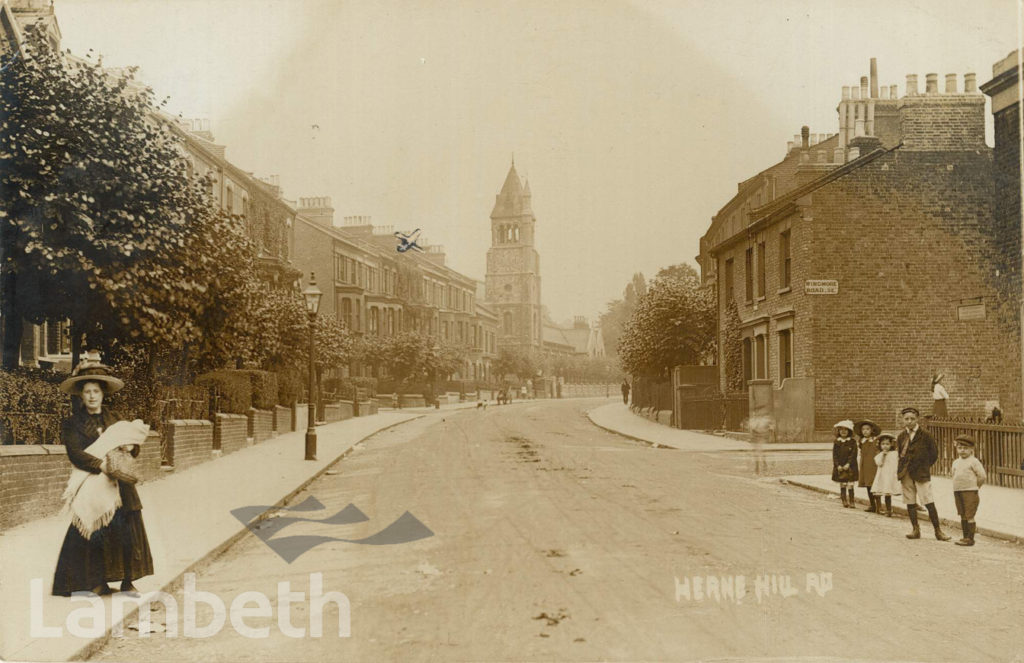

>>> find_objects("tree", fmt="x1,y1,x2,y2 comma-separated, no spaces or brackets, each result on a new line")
599,272,646,359
618,264,715,377
0,30,253,369
722,299,743,393
493,347,535,382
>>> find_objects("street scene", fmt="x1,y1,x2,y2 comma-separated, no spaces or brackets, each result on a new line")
1,0,1024,662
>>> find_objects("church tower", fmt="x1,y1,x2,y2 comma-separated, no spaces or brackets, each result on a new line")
485,160,542,354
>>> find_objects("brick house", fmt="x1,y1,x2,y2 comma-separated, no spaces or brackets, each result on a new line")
981,50,1023,418
698,60,1021,440
291,203,499,381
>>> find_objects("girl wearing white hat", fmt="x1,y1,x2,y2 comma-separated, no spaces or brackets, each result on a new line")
832,420,859,508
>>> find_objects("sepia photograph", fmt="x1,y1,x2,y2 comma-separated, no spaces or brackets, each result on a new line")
1,0,1023,661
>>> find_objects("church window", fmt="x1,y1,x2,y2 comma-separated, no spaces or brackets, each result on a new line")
513,226,520,242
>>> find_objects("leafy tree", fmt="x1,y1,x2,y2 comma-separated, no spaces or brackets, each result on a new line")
599,272,646,359
618,264,715,377
493,347,536,382
0,30,252,369
722,299,743,393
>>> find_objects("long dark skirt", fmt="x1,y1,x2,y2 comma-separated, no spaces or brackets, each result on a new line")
52,507,154,596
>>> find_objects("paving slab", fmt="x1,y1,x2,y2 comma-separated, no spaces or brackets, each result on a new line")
0,411,422,663
587,402,832,452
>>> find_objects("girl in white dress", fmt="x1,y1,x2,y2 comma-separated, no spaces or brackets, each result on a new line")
871,433,899,517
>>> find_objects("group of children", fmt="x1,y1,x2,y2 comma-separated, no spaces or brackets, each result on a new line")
831,418,986,547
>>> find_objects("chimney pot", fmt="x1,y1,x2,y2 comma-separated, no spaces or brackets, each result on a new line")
880,87,889,100
833,147,845,163
925,73,938,94
801,126,810,148
906,74,918,96
890,84,898,98
964,72,977,93
851,85,861,101
945,73,957,93
787,141,794,153
848,146,860,161
842,86,851,100
870,58,878,98
860,75,869,99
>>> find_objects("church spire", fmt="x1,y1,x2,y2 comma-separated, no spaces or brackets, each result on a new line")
491,161,526,218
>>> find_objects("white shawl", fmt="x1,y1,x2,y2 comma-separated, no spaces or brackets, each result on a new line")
62,419,150,538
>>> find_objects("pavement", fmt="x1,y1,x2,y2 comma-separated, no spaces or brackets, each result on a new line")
588,401,1024,543
0,408,449,663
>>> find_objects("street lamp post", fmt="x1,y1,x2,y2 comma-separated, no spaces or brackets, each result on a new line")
302,272,323,461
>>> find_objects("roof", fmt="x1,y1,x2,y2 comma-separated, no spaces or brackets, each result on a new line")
490,162,533,218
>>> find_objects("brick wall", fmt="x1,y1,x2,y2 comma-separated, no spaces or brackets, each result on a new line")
164,419,213,471
898,94,986,152
136,431,163,482
248,408,274,444
273,405,292,433
0,445,70,531
808,148,1019,429
323,403,342,422
214,413,247,455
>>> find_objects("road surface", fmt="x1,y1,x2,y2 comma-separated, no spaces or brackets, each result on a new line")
95,399,1024,662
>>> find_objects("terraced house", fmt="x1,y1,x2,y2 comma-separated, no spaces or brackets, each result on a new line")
292,202,499,382
698,58,1020,441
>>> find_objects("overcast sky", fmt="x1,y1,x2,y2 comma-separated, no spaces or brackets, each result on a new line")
57,0,1020,325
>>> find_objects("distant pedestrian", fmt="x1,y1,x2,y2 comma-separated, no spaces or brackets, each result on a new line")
871,433,899,517
621,379,630,405
855,420,881,513
832,420,858,508
897,406,951,541
951,434,987,547
931,374,949,418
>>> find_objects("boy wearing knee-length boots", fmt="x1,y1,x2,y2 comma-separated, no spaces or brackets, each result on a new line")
896,407,950,541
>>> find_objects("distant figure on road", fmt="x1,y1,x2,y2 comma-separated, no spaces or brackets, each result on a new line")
897,406,950,541
621,379,630,405
931,374,948,418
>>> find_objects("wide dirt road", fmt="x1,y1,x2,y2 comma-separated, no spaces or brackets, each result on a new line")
97,399,1024,662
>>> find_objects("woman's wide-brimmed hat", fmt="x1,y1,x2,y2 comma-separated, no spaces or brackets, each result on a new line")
932,373,944,384
833,419,855,433
59,352,124,395
854,419,881,437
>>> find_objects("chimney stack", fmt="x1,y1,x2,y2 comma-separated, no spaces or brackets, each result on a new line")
906,74,918,96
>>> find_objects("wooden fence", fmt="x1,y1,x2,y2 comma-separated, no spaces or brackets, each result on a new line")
676,395,749,431
928,417,1024,489
630,377,673,412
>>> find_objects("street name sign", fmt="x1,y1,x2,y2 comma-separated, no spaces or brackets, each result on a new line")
804,279,838,295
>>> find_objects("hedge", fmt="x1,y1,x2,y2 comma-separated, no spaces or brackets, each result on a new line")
195,370,251,414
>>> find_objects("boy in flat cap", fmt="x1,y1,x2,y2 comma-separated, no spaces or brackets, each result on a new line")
951,434,986,546
896,406,951,541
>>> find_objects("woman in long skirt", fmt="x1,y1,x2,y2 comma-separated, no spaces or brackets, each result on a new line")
52,358,154,596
